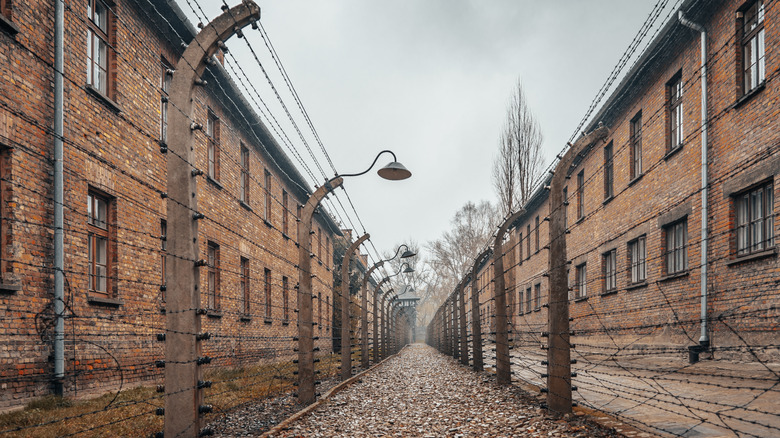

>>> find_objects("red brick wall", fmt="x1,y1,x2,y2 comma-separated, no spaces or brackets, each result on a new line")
0,0,337,410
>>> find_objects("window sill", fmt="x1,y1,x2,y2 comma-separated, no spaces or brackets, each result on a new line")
625,281,648,291
0,282,21,294
573,296,588,303
282,320,290,326
264,318,273,325
575,216,584,224
660,271,689,282
317,260,322,266
663,144,684,161
600,289,618,297
727,246,777,266
239,200,252,211
85,84,121,113
0,14,19,35
239,315,251,322
602,196,614,206
87,295,124,307
206,176,223,190
534,308,541,312
628,173,644,187
282,233,290,240
206,310,222,318
263,219,272,228
732,82,765,110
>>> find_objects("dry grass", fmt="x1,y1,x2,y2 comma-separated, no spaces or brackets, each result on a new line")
0,353,344,437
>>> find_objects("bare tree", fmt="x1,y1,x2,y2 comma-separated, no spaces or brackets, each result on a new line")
419,200,498,325
492,79,545,216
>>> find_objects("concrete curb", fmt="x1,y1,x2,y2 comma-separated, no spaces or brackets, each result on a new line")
261,349,403,437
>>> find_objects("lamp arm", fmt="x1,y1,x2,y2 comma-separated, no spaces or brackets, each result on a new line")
336,150,397,179
384,244,409,263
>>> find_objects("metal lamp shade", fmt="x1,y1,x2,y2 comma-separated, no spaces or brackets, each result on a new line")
377,161,412,181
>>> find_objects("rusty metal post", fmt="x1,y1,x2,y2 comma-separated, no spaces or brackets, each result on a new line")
458,281,469,366
494,210,524,385
361,262,383,368
298,177,344,405
164,4,260,437
340,234,369,380
470,249,490,371
547,126,609,414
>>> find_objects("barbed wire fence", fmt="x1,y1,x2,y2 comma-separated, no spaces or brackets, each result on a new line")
0,1,414,437
427,0,780,435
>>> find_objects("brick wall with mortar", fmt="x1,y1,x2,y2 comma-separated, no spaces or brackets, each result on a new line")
0,0,338,411
489,0,779,362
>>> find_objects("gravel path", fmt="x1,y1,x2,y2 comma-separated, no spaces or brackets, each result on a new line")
272,344,622,438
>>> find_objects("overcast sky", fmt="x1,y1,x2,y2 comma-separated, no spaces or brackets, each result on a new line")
187,0,675,264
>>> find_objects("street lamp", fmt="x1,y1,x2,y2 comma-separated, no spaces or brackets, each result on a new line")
361,244,415,368
297,150,411,405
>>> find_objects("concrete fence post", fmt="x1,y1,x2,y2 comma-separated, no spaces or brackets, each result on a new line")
494,210,524,385
470,249,491,372
165,3,260,437
547,125,609,414
340,234,369,381
458,281,469,366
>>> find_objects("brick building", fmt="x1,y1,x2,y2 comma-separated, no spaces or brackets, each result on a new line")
0,0,341,410
473,0,778,361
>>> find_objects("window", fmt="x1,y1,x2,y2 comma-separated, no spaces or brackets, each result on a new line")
0,148,10,282
736,181,774,256
282,190,289,235
206,110,220,180
525,287,532,313
535,216,540,252
603,250,617,293
741,0,766,94
264,268,272,319
207,241,220,310
296,204,301,240
604,141,614,199
563,186,568,229
665,219,688,275
668,72,683,150
625,114,641,182
517,231,523,263
526,224,531,259
317,226,322,259
264,169,272,221
629,236,647,284
575,263,587,299
88,192,112,296
318,292,322,330
240,144,250,204
86,0,115,98
326,295,330,331
160,60,172,144
282,276,289,322
577,171,585,220
240,257,250,315
326,236,331,267
534,283,541,310
160,219,167,298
